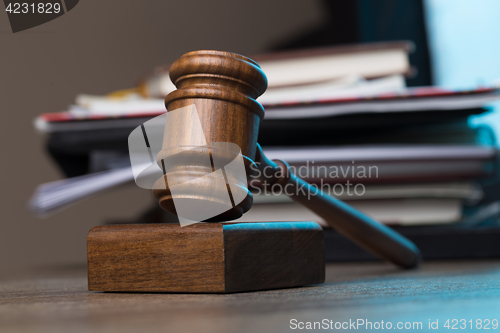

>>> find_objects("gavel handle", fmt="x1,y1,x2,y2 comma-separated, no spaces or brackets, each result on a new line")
255,144,421,269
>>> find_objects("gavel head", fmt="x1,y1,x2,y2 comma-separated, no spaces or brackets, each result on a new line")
152,50,268,223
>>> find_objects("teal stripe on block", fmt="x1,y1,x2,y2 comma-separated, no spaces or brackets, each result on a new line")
223,221,321,231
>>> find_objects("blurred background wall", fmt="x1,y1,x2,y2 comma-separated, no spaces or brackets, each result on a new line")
0,0,325,273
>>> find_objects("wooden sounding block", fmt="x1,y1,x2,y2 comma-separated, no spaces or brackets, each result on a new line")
88,222,325,293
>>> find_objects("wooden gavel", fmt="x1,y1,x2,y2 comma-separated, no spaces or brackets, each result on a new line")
151,50,421,269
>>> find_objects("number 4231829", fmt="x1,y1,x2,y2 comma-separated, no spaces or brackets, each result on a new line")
5,3,61,14
444,319,498,330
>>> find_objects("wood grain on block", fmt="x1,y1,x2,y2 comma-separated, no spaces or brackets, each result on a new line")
87,222,324,293
87,223,225,293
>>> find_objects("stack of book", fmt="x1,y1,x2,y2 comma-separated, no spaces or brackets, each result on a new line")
238,87,499,228
31,41,500,260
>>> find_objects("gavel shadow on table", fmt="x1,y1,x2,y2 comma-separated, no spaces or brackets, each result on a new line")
87,50,421,293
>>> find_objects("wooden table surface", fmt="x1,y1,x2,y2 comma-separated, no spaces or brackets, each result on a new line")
1,261,500,333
